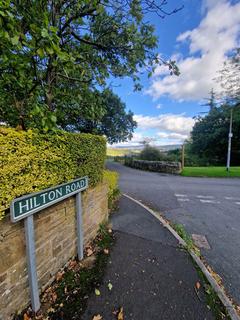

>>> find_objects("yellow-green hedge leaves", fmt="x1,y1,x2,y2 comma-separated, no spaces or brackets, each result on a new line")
0,127,106,220
103,169,119,208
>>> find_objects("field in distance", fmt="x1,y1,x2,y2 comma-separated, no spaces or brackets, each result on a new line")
107,148,140,157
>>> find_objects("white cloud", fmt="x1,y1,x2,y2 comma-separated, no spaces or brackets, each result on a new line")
109,132,157,148
157,132,188,140
156,103,162,109
147,0,240,101
110,113,194,148
134,114,195,135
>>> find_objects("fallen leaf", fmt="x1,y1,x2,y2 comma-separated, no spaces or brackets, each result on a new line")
95,288,101,296
47,307,55,313
195,281,201,290
108,282,113,291
87,248,94,257
23,313,31,320
35,313,44,320
92,315,102,320
117,307,124,320
56,271,64,282
52,292,58,303
68,260,77,269
104,248,109,255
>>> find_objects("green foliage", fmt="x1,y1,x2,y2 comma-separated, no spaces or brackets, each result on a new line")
172,223,230,319
0,1,180,131
182,167,240,177
0,127,106,220
166,148,181,161
171,223,196,251
58,88,137,143
139,145,166,161
103,170,120,209
99,89,137,143
189,104,240,165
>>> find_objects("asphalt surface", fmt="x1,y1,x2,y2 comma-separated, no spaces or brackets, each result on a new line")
106,162,240,306
82,197,215,320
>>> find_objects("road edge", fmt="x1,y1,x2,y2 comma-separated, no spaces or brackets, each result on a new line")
123,193,240,320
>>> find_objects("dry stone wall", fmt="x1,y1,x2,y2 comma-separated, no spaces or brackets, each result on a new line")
125,159,182,174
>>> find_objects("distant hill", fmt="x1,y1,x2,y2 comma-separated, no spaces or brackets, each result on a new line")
107,144,181,156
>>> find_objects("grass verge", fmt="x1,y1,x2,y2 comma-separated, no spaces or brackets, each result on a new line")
182,167,240,177
193,260,231,320
171,223,231,320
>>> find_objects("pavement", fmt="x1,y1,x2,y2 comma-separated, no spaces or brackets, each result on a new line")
82,196,215,320
106,162,240,306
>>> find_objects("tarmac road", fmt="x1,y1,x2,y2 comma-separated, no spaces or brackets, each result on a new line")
107,162,240,305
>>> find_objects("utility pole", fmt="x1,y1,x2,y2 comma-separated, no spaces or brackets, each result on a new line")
181,144,185,170
226,108,233,171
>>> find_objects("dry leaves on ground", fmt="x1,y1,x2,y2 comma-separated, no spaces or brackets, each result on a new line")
23,313,31,320
206,265,222,285
195,281,201,290
56,271,65,282
104,248,109,255
86,246,94,257
68,259,78,270
117,307,124,320
92,315,102,320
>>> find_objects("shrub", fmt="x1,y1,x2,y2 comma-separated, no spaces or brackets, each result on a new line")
139,145,166,161
0,127,106,220
103,170,120,208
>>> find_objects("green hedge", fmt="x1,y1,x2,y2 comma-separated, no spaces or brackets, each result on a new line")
0,127,106,220
103,169,120,208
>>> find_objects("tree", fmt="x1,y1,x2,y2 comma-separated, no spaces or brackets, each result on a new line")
0,0,181,131
58,88,137,143
201,89,218,112
189,104,240,165
216,48,240,105
139,145,166,161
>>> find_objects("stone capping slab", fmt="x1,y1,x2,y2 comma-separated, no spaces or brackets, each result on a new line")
123,193,240,320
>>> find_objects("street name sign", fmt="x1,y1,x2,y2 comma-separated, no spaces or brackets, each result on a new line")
11,177,88,222
10,176,88,313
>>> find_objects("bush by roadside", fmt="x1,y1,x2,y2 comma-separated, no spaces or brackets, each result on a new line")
103,170,120,209
0,127,106,220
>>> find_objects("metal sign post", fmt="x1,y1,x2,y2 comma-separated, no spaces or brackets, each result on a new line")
76,192,84,260
10,177,88,313
24,215,40,312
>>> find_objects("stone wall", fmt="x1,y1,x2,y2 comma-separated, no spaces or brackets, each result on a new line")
125,159,182,174
0,183,108,320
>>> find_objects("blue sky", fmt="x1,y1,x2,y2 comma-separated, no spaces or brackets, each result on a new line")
110,0,240,147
